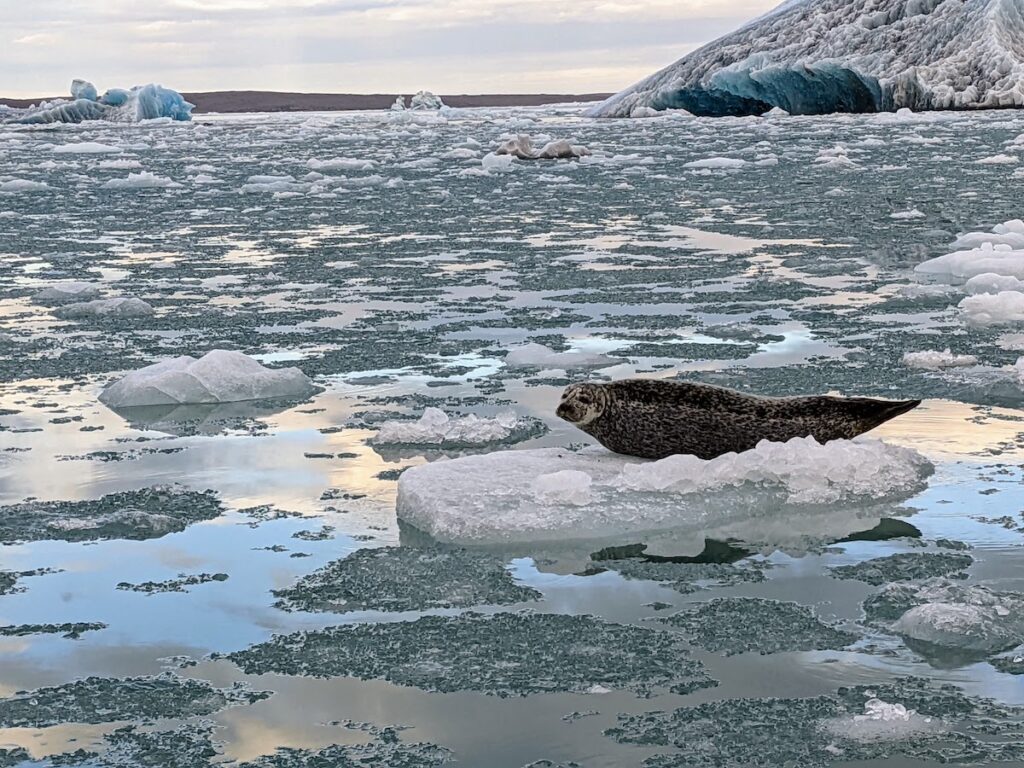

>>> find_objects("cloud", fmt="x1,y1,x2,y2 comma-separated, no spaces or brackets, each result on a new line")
0,0,776,96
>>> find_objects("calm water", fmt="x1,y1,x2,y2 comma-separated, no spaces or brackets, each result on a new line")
2,106,1024,767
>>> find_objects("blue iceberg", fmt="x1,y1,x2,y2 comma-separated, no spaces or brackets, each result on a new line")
2,80,194,124
589,0,1024,117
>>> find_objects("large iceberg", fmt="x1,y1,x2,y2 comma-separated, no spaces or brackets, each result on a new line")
396,438,932,544
99,350,319,408
1,80,193,125
588,0,1024,117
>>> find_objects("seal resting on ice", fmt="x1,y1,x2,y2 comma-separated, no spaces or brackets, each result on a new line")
556,379,921,460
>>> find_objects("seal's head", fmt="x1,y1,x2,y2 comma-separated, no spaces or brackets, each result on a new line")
556,382,607,425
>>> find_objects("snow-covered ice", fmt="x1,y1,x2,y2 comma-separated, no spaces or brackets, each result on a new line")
98,350,319,408
396,439,931,543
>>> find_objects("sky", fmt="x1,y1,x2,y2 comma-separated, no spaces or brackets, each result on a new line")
1,0,778,97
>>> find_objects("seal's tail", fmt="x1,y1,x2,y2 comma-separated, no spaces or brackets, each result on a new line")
854,397,922,433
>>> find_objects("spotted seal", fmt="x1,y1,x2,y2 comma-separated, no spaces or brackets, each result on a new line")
556,379,921,460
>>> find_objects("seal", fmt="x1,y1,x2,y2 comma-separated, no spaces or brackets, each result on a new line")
556,379,921,460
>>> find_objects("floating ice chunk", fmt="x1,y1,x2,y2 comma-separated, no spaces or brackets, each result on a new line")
33,281,103,304
97,158,143,170
54,297,154,319
964,273,1024,294
391,96,407,111
958,291,1024,327
103,171,181,190
889,582,1024,654
396,440,930,544
976,154,1019,165
372,407,532,447
409,91,445,110
532,470,593,507
902,349,978,369
306,158,377,172
630,106,662,118
99,350,319,408
891,209,925,220
504,343,615,369
951,220,1024,250
494,135,591,160
684,157,746,169
916,242,1024,280
825,698,937,743
479,153,515,173
0,179,48,193
51,142,121,155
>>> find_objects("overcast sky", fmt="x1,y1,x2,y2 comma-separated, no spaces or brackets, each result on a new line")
2,0,777,97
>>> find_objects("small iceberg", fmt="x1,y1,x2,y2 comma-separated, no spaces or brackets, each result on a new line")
504,342,615,369
372,407,542,448
54,298,154,319
396,438,931,544
409,91,445,110
495,135,591,160
1,80,193,125
32,281,103,304
99,350,319,408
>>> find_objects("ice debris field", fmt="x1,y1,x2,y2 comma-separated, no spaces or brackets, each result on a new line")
4,97,1024,767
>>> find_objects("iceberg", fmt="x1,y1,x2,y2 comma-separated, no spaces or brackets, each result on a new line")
32,281,103,304
588,0,1024,117
494,135,592,160
371,407,539,448
98,350,319,408
2,80,193,125
396,438,931,544
409,91,445,110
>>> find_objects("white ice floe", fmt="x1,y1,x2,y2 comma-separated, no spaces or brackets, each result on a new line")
99,350,319,408
902,349,978,370
371,407,528,446
409,91,445,110
51,142,121,154
891,209,925,220
103,171,181,190
916,222,1024,280
494,135,591,160
306,157,377,172
396,439,931,544
33,281,103,304
0,179,49,193
684,157,746,169
958,291,1024,327
54,297,154,319
503,342,615,369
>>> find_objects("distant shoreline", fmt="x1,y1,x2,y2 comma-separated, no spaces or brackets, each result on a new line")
0,90,613,114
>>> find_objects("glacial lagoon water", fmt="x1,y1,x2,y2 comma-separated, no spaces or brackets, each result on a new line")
3,105,1024,766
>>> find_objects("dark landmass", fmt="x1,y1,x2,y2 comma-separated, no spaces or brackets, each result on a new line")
0,91,612,114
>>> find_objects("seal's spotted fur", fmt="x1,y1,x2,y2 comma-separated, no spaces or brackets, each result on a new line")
556,379,920,460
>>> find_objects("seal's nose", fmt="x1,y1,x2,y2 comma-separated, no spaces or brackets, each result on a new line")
555,402,569,420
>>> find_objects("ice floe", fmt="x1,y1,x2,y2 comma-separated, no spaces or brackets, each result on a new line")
503,342,615,369
397,439,931,544
99,350,319,408
494,135,591,160
54,297,154,319
901,349,978,369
